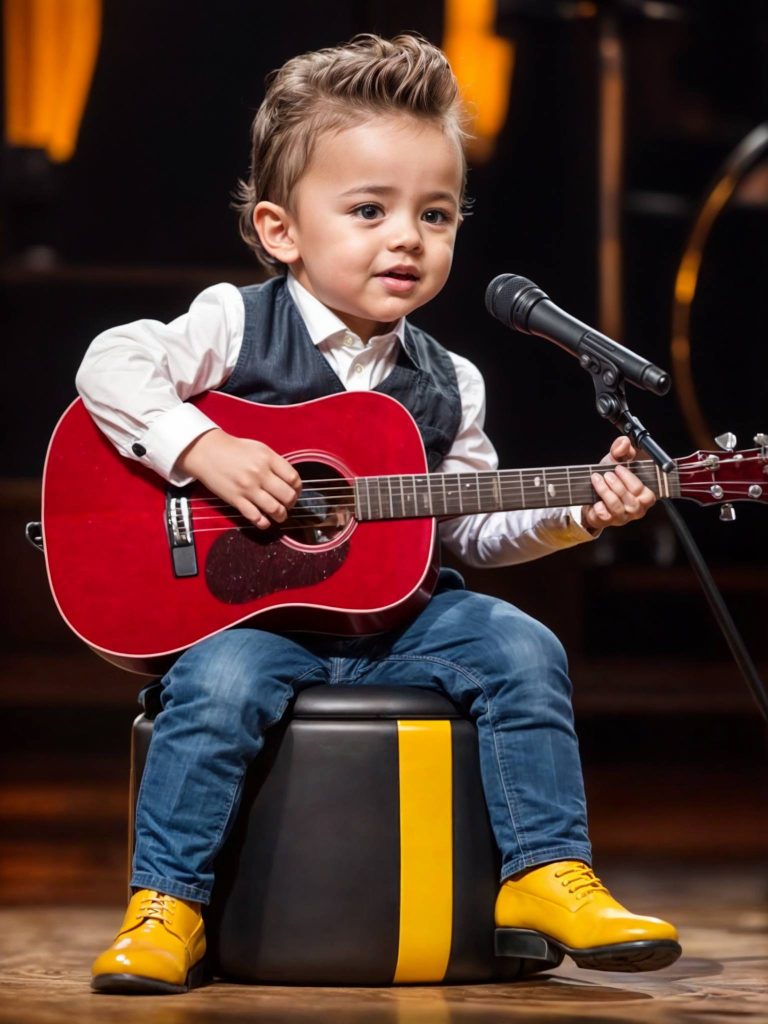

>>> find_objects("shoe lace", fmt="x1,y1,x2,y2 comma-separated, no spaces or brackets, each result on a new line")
553,864,609,900
137,891,176,923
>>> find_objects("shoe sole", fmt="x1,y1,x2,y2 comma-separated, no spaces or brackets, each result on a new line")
495,928,682,973
91,958,210,995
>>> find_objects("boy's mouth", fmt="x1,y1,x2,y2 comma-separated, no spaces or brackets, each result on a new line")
376,266,420,282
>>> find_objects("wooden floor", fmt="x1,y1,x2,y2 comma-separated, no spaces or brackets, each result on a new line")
0,862,765,1023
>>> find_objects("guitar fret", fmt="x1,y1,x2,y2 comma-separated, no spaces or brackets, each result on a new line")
354,478,366,520
416,474,430,515
493,471,502,510
452,474,462,515
405,475,416,515
385,475,395,518
426,474,437,516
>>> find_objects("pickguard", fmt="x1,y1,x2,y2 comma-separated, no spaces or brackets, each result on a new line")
205,528,350,604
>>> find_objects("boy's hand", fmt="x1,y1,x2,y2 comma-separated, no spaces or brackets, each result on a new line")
581,435,656,533
177,429,302,530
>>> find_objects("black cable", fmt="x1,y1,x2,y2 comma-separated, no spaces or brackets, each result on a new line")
661,499,768,723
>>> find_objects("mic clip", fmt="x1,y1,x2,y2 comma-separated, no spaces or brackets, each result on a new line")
582,347,675,474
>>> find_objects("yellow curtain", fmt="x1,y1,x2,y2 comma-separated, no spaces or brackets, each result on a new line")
3,0,101,162
443,0,515,162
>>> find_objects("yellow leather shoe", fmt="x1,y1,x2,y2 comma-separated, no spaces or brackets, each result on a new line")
91,889,208,994
495,861,681,973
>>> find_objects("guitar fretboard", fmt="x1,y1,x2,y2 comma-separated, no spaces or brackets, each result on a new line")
354,460,680,521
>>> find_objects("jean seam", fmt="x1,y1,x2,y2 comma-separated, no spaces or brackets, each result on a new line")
370,653,532,863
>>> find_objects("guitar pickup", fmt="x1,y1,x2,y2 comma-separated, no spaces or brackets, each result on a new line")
165,488,198,578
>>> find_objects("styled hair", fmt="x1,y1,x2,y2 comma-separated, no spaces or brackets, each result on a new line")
234,33,469,272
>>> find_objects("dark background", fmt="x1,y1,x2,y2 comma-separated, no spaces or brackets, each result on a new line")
1,0,766,902
4,1,768,472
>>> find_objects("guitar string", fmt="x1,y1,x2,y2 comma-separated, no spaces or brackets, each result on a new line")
173,477,764,536
184,478,759,517
184,474,759,516
184,454,763,509
247,453,762,491
188,485,753,528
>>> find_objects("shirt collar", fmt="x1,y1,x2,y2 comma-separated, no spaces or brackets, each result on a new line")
286,272,405,346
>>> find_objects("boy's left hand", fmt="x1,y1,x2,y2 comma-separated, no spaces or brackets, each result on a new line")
581,435,656,533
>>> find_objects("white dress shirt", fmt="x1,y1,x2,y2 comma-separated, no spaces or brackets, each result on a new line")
75,274,595,567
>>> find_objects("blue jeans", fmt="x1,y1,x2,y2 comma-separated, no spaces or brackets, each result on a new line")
132,572,591,904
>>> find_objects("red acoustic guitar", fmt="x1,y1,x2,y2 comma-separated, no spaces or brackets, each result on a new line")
41,390,768,674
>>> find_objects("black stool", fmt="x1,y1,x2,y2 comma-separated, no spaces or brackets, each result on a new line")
131,684,528,984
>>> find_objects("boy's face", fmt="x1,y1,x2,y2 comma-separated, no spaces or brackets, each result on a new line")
261,115,463,341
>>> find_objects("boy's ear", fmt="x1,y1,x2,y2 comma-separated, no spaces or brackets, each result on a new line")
253,201,300,265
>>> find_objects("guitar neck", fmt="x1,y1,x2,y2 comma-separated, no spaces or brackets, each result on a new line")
354,459,681,521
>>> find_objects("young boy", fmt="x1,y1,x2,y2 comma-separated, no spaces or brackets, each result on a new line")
78,34,679,994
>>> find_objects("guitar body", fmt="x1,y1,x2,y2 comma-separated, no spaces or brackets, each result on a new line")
42,391,438,674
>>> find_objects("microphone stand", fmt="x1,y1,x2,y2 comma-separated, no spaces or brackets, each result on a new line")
579,347,768,723
578,350,675,473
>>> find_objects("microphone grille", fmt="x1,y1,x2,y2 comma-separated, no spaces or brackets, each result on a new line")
485,274,548,332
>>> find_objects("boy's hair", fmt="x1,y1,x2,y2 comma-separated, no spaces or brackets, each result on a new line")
235,33,469,272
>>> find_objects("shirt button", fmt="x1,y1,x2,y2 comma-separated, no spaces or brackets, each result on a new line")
132,442,147,457
354,364,363,374
344,333,355,347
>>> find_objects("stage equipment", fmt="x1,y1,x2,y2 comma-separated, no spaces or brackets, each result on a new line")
485,272,768,723
485,273,670,396
485,273,675,473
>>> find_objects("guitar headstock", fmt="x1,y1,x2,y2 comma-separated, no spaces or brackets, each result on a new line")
675,433,768,518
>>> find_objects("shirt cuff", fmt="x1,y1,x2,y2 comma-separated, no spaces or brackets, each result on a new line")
130,403,220,485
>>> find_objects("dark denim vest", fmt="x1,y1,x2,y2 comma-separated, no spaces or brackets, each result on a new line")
221,277,461,470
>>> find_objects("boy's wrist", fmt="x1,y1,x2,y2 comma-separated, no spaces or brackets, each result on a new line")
574,504,602,539
175,427,224,479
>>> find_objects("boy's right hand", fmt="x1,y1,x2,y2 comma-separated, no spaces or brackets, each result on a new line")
177,428,302,530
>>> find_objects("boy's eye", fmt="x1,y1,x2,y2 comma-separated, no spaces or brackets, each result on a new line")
353,203,382,220
422,208,451,225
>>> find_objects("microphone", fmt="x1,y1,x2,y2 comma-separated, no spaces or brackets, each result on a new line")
485,274,671,396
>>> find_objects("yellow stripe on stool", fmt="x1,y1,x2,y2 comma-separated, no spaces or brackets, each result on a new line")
393,719,453,983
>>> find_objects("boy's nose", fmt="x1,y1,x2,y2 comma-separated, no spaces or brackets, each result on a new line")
386,219,423,252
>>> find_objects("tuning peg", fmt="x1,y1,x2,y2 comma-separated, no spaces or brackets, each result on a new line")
719,503,736,522
715,432,737,452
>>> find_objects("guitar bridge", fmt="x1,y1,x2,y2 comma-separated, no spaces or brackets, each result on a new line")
165,488,198,578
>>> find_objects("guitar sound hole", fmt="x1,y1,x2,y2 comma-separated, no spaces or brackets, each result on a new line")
286,461,354,547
